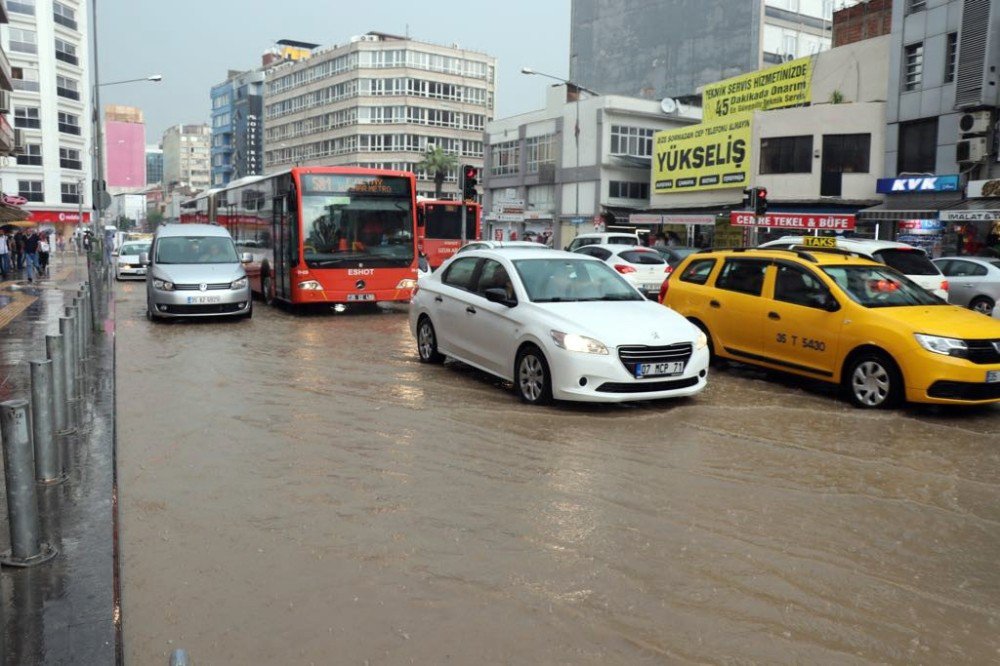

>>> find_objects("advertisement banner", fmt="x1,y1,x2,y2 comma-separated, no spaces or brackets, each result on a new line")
27,210,92,223
875,175,960,194
729,212,855,230
653,115,752,193
702,57,814,121
967,179,1000,198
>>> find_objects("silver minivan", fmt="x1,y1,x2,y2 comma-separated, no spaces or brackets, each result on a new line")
141,224,253,320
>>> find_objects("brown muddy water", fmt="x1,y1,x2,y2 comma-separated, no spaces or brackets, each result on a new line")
114,283,1000,664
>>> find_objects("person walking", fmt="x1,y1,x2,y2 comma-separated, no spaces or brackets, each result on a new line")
0,230,10,279
13,230,24,269
23,229,40,282
38,233,50,276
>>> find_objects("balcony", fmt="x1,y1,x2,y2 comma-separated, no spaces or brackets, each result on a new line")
0,114,14,156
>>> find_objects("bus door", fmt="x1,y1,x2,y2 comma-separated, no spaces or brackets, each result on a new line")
272,196,290,299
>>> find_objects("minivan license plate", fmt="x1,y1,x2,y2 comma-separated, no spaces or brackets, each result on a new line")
636,361,685,378
347,293,376,302
186,296,221,304
987,371,1000,383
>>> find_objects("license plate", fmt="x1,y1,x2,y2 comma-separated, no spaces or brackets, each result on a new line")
186,296,222,304
636,361,685,378
642,283,659,291
347,293,376,302
987,371,1000,383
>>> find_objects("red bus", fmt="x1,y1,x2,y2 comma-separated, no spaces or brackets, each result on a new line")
416,200,481,269
182,167,419,306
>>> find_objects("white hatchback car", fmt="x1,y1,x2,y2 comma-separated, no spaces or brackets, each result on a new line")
409,248,709,404
572,244,671,299
115,240,151,280
564,232,641,252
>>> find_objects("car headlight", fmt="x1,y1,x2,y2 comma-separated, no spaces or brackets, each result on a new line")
230,277,248,290
152,278,174,291
550,330,609,355
914,333,967,357
695,331,708,350
298,280,322,290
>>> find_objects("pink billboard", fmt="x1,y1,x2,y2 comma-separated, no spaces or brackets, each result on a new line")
105,121,146,188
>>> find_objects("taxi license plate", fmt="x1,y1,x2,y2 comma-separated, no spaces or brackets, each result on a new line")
186,296,221,304
636,361,685,378
987,371,1000,383
347,293,376,302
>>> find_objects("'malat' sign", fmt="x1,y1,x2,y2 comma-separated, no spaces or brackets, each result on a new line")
875,175,960,194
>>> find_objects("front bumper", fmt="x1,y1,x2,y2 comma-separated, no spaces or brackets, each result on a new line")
148,286,251,318
296,287,414,305
901,348,1000,405
547,343,710,403
116,265,146,278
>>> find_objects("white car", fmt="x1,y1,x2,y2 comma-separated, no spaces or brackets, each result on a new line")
115,240,151,280
572,244,671,299
565,232,641,252
455,240,547,254
409,248,710,404
758,236,949,300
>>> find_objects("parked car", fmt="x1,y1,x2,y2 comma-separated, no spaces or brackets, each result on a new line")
115,240,151,280
572,244,671,299
410,248,709,405
454,240,547,255
932,256,1000,314
564,232,641,253
651,245,700,270
142,224,253,320
663,247,1000,408
758,236,949,299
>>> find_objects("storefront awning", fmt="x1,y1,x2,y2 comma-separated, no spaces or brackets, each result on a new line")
0,202,28,223
856,202,939,221
939,198,1000,222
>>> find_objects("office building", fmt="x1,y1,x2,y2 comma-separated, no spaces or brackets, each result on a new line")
104,104,145,190
162,123,210,192
146,144,163,185
211,68,265,186
263,31,496,199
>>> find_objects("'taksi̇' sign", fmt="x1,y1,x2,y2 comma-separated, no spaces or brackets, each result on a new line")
653,115,751,193
702,57,814,121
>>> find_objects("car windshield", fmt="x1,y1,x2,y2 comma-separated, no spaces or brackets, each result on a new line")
872,248,939,275
513,258,644,302
119,242,150,256
822,265,946,308
154,236,238,264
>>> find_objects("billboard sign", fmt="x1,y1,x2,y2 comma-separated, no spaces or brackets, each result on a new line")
875,175,960,194
967,179,1000,198
730,212,855,230
702,57,814,121
653,115,751,193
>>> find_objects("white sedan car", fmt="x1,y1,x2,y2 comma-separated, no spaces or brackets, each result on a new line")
572,244,671,299
410,248,710,404
115,240,151,280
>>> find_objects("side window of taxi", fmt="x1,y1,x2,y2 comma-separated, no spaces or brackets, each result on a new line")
442,257,480,292
715,259,767,296
774,263,831,308
678,258,716,285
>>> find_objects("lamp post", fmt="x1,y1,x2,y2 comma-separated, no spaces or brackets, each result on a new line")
521,68,599,241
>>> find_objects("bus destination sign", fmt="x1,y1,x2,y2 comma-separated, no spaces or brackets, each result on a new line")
301,174,410,196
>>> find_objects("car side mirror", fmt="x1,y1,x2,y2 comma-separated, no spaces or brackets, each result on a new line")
820,293,840,312
483,287,516,307
138,252,149,267
240,252,253,264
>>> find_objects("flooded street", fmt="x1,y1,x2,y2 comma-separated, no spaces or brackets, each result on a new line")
115,282,1000,664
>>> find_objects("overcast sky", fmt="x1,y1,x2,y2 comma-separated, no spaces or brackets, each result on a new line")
97,0,571,142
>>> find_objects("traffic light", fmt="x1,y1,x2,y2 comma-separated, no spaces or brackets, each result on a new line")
742,187,753,210
754,187,768,215
462,164,478,201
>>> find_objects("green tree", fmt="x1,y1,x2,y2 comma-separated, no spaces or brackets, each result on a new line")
116,215,136,231
147,210,164,227
416,146,458,199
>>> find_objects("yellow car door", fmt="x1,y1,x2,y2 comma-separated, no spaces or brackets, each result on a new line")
708,258,769,359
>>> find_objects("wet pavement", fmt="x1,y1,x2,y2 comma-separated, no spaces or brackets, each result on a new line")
0,254,117,665
116,283,1000,664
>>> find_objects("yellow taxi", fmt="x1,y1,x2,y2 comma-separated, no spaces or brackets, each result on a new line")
661,244,1000,408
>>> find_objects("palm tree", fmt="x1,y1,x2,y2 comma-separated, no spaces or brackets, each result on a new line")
416,146,458,199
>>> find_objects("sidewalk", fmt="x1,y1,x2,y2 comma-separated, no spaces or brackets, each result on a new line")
0,252,118,665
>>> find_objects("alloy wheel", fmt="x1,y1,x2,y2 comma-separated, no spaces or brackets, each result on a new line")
519,354,545,402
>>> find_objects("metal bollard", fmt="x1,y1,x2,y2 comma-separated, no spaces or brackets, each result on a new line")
60,315,79,427
0,400,58,567
46,334,68,434
72,299,85,361
29,360,65,485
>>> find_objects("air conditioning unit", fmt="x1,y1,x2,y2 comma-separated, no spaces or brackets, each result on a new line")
0,91,10,114
959,110,992,135
957,136,989,163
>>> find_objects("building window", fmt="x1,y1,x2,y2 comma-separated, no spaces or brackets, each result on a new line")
822,134,871,173
55,38,78,65
490,140,519,176
904,43,923,91
14,107,41,129
525,135,556,174
759,136,813,174
11,67,40,93
7,0,35,16
608,181,650,200
907,0,926,13
9,28,37,54
610,125,654,157
61,182,81,204
897,118,938,173
16,144,43,166
56,75,79,100
945,33,958,84
18,180,44,202
60,147,82,170
53,2,77,29
58,112,81,135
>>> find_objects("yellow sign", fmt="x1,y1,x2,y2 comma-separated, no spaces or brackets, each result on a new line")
653,115,752,193
703,57,814,121
802,236,837,248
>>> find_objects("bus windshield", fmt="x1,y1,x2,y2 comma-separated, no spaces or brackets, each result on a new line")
300,174,414,268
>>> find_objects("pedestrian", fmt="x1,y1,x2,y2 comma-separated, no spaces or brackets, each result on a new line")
13,230,24,269
23,229,40,283
666,231,681,247
56,234,65,254
38,233,50,276
653,232,667,247
0,230,10,279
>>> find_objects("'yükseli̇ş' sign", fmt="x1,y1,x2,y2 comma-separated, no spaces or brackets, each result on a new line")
702,56,814,121
875,175,960,194
730,212,856,230
653,115,751,193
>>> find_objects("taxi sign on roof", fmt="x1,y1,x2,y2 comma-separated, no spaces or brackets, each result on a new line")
801,236,837,249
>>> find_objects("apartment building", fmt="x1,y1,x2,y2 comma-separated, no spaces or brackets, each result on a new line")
162,123,210,192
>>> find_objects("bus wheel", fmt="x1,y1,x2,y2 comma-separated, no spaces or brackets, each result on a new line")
262,274,275,306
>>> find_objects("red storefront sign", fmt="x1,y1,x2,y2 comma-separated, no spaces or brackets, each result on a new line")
28,210,92,224
730,212,855,230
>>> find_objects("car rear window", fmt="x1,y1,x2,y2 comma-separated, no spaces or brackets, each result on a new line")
619,250,666,264
872,249,939,275
678,259,716,285
607,236,639,245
